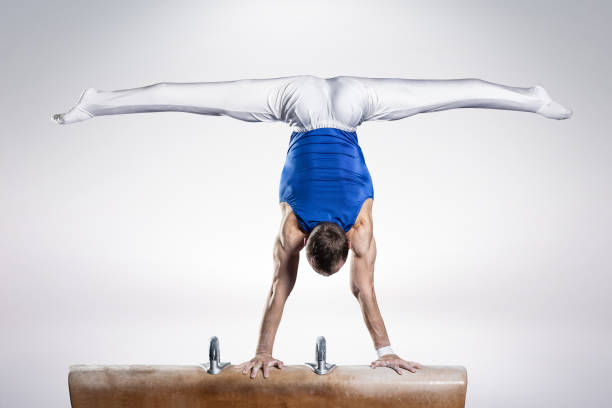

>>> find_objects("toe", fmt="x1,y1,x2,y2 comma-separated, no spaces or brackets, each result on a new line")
52,113,65,124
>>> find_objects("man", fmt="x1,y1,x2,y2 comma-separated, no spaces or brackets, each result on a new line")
53,74,572,379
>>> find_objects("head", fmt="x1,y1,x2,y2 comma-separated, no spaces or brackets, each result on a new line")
305,222,350,276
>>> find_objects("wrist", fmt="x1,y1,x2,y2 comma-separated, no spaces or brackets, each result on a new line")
376,345,395,358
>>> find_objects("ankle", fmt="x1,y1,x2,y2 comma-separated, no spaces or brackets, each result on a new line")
530,85,552,112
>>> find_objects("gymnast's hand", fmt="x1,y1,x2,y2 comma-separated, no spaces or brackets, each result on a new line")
237,352,284,379
370,354,423,375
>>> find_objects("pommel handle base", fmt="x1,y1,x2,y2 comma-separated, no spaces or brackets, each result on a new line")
305,361,337,375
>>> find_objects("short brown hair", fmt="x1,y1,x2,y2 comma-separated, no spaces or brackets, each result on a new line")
305,222,349,276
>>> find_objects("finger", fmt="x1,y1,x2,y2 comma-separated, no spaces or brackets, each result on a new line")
399,361,417,372
242,362,253,374
250,362,262,379
406,361,422,370
406,361,423,368
242,362,253,375
390,364,402,375
400,361,416,373
399,362,416,373
274,360,284,369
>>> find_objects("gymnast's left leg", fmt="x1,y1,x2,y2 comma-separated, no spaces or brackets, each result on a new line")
52,82,234,124
52,81,261,125
52,77,292,125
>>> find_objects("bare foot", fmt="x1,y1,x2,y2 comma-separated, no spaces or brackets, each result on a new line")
532,85,573,120
52,88,99,124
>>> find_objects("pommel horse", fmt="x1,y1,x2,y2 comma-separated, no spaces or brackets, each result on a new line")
68,336,467,408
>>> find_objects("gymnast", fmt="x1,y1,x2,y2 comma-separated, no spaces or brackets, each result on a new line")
53,75,572,379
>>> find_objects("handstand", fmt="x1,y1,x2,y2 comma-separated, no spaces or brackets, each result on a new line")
53,75,572,379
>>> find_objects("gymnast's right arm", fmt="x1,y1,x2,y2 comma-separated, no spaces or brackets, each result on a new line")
52,76,296,125
237,227,302,379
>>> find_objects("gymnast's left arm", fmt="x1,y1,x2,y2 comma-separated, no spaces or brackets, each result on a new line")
346,76,572,122
52,76,299,125
347,220,422,375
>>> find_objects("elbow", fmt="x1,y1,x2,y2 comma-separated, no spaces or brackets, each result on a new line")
270,272,295,302
267,283,289,308
351,284,375,300
270,277,290,300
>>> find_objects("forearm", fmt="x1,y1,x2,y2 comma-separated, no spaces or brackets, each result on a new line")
356,289,391,349
255,242,299,355
255,290,289,355
348,228,390,349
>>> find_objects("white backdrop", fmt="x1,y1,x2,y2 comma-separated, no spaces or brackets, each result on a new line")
1,1,611,407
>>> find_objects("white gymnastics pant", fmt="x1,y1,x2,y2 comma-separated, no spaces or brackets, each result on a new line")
53,75,572,130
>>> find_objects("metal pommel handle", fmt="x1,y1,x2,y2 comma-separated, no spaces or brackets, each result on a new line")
305,336,336,375
201,336,231,375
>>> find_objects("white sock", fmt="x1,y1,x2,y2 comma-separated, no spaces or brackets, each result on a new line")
533,85,573,120
52,88,98,125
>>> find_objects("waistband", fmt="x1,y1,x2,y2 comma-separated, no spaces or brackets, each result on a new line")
288,127,359,152
290,121,357,133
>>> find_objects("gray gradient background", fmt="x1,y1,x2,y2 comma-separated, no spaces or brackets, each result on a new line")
1,0,610,407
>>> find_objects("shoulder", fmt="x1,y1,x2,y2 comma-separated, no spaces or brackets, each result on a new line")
346,199,374,256
279,202,307,253
354,198,374,227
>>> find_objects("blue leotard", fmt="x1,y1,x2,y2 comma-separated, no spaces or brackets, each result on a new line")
279,127,374,233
